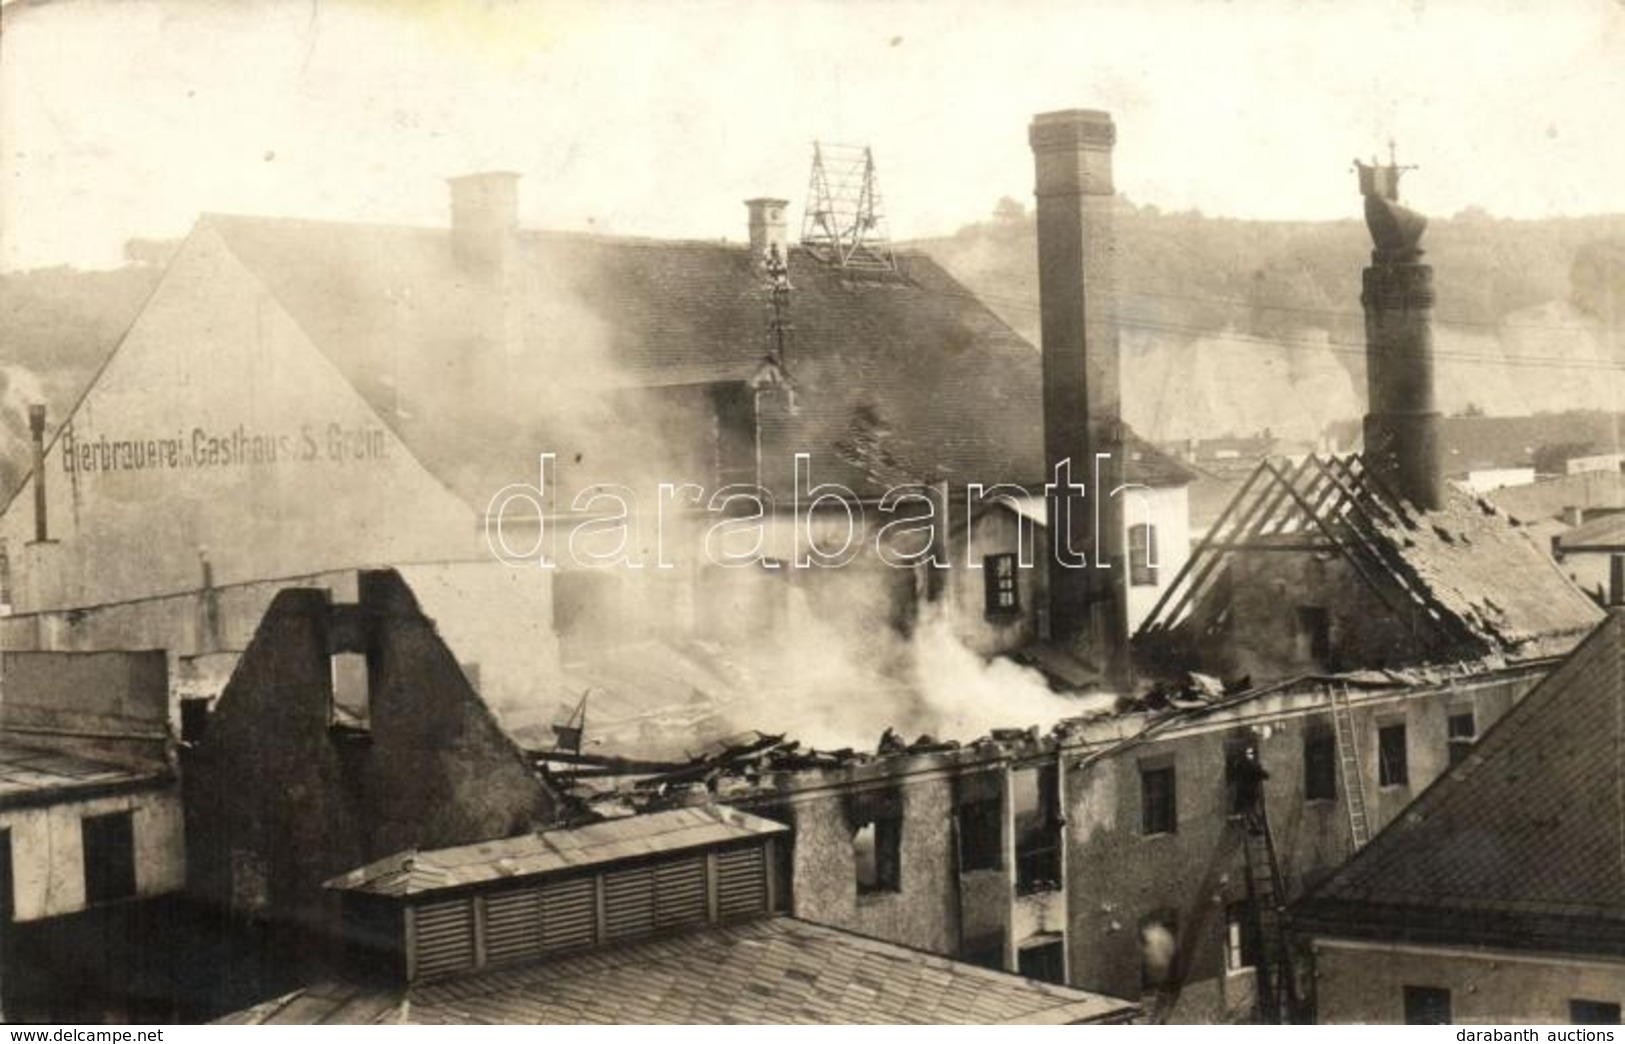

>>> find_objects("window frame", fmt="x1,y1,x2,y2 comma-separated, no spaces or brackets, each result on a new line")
1304,723,1338,801
1140,763,1178,837
1128,523,1159,587
1447,709,1477,767
82,810,138,907
1571,1000,1622,1025
1224,901,1260,973
983,552,1020,618
1403,985,1453,1025
1378,722,1409,788
848,791,903,897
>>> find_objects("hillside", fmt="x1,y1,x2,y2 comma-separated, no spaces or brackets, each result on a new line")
916,206,1625,443
2,213,1623,503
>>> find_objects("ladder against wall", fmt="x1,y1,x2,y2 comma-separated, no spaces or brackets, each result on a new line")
1241,801,1298,1024
1328,682,1372,850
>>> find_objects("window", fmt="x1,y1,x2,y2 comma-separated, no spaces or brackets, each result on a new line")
330,651,371,728
1447,710,1477,767
1224,902,1259,972
848,790,902,895
1304,724,1337,801
1013,765,1061,894
82,811,137,906
961,931,1005,971
0,829,12,923
984,553,1019,617
1571,1000,1622,1025
1128,524,1158,587
1378,723,1409,787
1296,606,1331,663
1141,764,1177,836
955,773,1003,873
180,697,211,745
1403,985,1452,1025
1017,938,1066,985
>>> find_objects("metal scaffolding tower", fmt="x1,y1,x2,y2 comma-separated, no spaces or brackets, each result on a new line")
800,142,896,272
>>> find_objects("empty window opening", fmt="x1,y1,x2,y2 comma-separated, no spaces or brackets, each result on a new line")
1378,723,1409,787
1013,764,1061,895
1141,764,1177,836
331,651,371,729
1140,910,1180,991
1304,724,1337,801
1295,605,1331,663
1571,1000,1622,1025
82,811,137,906
1403,985,1452,1025
955,773,1003,873
847,791,902,896
180,696,212,745
1017,937,1066,986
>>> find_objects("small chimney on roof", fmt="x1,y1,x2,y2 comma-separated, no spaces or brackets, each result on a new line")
28,404,47,543
745,198,790,262
448,172,520,276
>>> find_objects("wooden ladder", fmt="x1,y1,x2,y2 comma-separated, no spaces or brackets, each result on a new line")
1241,801,1297,1024
1329,682,1372,850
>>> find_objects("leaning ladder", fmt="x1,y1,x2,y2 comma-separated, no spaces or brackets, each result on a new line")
1329,682,1372,849
1242,801,1297,1024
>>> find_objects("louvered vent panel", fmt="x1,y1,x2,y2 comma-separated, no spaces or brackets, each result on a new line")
653,857,707,927
716,845,767,919
602,866,655,939
413,898,475,979
483,887,541,967
539,877,596,952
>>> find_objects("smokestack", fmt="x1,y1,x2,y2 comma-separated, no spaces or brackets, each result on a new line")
1029,108,1128,686
1358,152,1442,511
448,171,520,276
28,404,47,543
1610,554,1625,609
745,198,790,262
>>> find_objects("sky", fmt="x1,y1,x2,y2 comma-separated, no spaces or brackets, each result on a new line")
2,0,1623,271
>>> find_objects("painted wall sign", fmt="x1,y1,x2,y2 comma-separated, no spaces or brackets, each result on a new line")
60,422,390,475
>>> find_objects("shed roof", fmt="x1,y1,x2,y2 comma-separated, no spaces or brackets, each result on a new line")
220,916,1138,1025
326,805,786,897
0,739,170,810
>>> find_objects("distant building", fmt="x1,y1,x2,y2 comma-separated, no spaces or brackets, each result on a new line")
0,650,185,1021
1293,612,1625,1025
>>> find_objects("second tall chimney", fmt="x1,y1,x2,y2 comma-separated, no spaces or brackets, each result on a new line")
1358,154,1442,511
1029,109,1128,686
28,404,47,543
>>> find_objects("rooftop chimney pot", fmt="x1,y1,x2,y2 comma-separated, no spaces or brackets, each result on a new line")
745,198,790,263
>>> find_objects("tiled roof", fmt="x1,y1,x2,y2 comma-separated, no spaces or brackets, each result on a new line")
220,916,1139,1025
203,215,1189,505
326,805,787,897
1295,611,1625,953
1556,510,1625,551
0,739,170,809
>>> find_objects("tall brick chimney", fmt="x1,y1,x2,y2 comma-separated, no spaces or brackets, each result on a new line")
1358,155,1442,511
1029,109,1128,686
28,404,47,543
448,171,520,276
745,198,790,261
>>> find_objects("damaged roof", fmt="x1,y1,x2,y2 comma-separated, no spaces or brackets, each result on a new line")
200,214,1187,505
327,805,786,897
0,739,171,810
1137,454,1602,665
220,916,1138,1025
1295,611,1625,954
